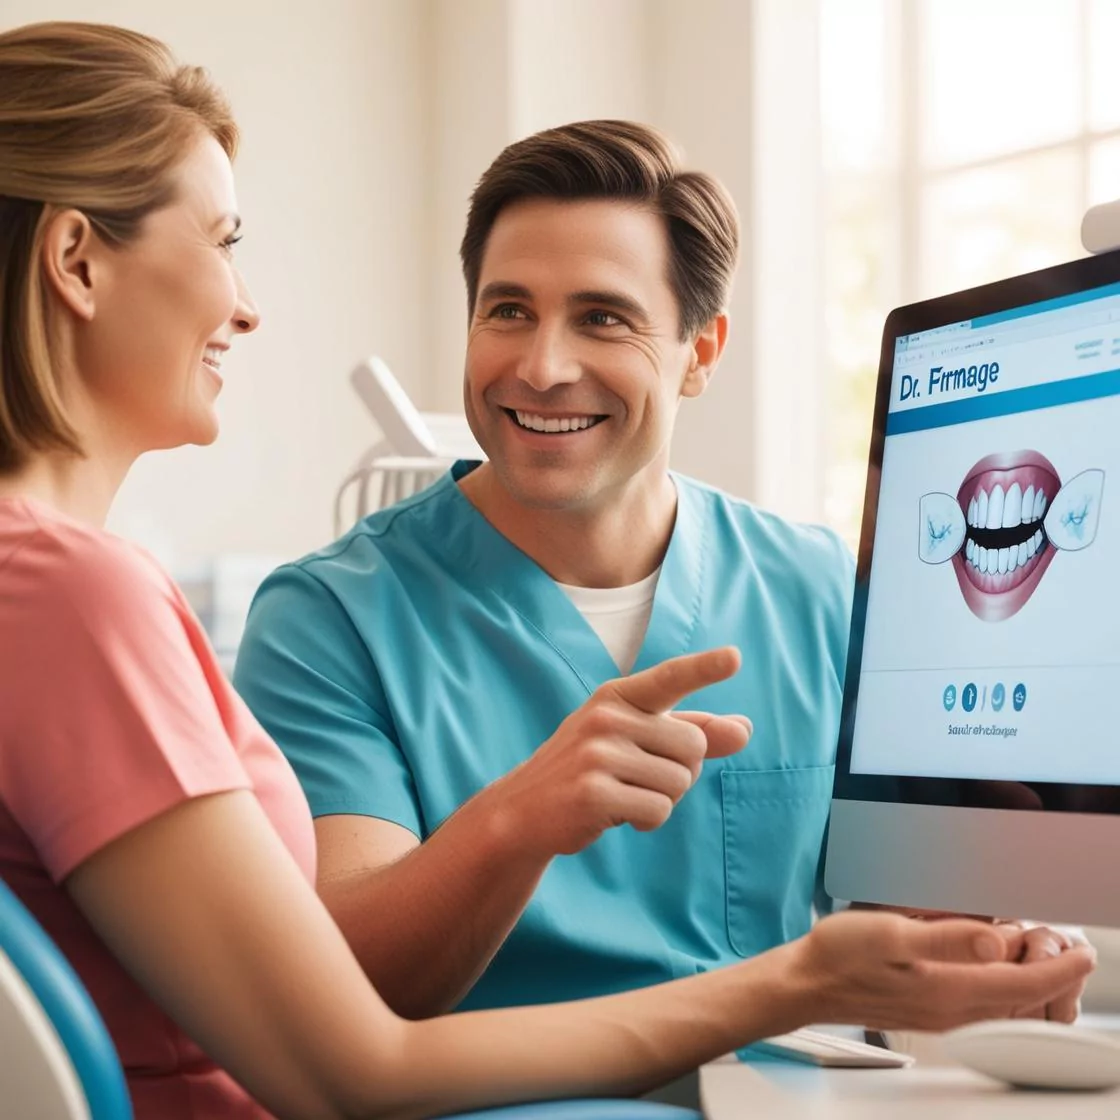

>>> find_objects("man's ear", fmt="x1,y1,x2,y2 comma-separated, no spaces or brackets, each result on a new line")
681,312,729,399
40,208,101,323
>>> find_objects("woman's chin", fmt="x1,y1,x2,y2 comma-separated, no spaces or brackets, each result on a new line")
190,415,220,446
147,412,220,451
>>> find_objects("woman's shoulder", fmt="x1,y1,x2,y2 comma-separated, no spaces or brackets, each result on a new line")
0,498,176,628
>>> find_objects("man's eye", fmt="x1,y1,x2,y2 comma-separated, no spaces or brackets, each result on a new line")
585,310,623,327
491,304,526,320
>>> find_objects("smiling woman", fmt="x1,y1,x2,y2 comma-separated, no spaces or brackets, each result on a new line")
0,23,256,477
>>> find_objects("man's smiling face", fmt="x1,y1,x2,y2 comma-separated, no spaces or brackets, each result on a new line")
463,197,704,512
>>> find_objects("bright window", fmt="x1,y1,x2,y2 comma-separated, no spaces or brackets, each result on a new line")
820,0,1120,546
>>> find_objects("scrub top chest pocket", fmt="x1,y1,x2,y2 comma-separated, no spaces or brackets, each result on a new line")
721,765,834,958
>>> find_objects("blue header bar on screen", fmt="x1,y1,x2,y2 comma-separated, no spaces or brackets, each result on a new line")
885,367,1120,435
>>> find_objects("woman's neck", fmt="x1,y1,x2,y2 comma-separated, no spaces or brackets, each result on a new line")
0,446,132,527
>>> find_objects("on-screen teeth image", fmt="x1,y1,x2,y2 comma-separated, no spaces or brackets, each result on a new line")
916,450,1105,622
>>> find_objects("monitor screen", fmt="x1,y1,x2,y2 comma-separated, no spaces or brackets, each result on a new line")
841,256,1120,801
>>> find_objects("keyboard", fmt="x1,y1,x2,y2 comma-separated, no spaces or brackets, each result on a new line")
746,1027,915,1068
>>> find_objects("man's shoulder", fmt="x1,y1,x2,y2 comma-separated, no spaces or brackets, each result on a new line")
288,473,461,587
676,473,854,579
240,477,468,649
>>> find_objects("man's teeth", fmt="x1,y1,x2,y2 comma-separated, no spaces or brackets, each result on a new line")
966,482,1047,529
514,411,597,433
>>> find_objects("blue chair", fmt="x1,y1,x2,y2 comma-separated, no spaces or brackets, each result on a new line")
0,876,132,1118
0,878,700,1120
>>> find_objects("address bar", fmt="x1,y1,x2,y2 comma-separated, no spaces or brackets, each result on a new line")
896,303,1120,367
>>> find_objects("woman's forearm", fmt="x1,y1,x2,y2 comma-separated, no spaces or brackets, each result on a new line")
385,943,807,1120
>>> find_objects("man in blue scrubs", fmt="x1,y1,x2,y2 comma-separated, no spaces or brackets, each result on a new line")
235,120,1083,1021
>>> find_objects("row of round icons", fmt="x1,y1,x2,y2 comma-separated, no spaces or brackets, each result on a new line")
942,682,1027,713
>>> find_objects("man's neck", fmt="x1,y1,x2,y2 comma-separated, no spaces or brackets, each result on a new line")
458,463,678,588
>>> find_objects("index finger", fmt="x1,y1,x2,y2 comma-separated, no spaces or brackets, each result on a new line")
610,647,741,714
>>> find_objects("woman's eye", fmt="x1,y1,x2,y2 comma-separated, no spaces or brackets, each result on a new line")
221,234,243,253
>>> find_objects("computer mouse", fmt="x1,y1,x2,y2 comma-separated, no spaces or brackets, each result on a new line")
944,1020,1120,1091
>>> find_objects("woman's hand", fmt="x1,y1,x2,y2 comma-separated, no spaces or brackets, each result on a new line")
785,910,1095,1032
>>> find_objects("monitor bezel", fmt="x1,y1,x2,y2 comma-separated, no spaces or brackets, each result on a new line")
832,248,1120,818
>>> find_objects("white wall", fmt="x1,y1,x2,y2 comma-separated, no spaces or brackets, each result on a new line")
648,0,760,502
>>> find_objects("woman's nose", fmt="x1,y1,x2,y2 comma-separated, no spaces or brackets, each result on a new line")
232,268,261,334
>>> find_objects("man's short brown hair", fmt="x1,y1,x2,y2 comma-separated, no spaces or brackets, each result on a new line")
460,120,739,340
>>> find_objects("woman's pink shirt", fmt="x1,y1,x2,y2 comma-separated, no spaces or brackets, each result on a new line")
0,498,316,1118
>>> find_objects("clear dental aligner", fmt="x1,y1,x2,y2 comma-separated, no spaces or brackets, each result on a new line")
917,450,1105,622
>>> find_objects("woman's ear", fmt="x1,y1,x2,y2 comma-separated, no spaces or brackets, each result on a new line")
681,312,730,399
40,208,100,323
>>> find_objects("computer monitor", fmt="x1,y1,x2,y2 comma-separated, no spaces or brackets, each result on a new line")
825,250,1120,927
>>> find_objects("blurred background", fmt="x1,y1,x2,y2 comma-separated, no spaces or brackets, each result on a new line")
3,0,1115,567
3,0,1118,1003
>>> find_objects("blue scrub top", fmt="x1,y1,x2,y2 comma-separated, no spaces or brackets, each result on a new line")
234,463,854,1009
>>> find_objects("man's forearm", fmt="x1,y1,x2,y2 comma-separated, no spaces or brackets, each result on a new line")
320,792,550,1018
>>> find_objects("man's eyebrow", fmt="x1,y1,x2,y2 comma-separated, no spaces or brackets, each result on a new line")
568,289,649,321
476,282,650,322
477,281,531,304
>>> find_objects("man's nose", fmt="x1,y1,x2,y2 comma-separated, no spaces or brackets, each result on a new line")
517,325,580,392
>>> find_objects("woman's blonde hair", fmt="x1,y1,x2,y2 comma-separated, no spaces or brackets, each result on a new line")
0,21,238,471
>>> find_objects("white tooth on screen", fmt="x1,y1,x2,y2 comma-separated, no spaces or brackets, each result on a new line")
917,492,966,564
968,497,978,527
1034,528,1044,550
1002,483,1022,528
966,538,975,561
998,547,1009,573
1022,485,1035,524
1007,546,1019,572
978,546,988,572
1026,535,1037,559
1044,469,1105,552
1034,489,1047,520
986,485,1005,530
1018,540,1029,566
988,548,1000,575
977,489,989,528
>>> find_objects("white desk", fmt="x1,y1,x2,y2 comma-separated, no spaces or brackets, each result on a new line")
701,1057,1119,1119
699,1017,1120,1120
